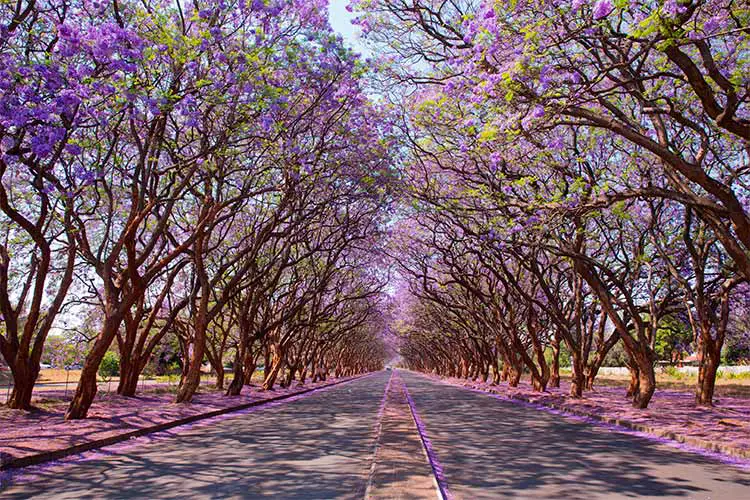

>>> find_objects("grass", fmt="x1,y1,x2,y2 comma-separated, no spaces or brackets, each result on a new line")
3,368,268,388
718,370,750,380
5,368,266,383
558,367,750,399
37,369,83,384
1,368,86,386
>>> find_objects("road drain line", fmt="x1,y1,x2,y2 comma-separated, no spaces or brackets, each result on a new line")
363,370,394,499
400,373,452,500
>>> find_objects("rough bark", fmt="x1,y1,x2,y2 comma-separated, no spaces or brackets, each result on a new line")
549,337,561,389
569,355,585,398
116,359,142,397
262,345,285,390
6,363,36,410
696,341,721,406
66,314,122,420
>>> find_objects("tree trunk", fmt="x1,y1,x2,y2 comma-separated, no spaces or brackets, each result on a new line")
626,351,656,409
117,360,141,397
244,360,257,385
569,355,584,398
226,349,244,396
529,345,550,392
176,225,210,404
634,361,656,409
549,338,561,389
491,360,500,385
585,320,617,392
243,348,256,385
696,342,721,406
176,360,202,403
481,360,490,383
263,346,271,380
6,361,37,410
66,316,121,420
226,367,243,396
626,362,640,399
215,364,224,390
176,320,207,403
508,366,521,387
284,365,295,387
585,363,602,391
262,346,284,390
530,370,548,392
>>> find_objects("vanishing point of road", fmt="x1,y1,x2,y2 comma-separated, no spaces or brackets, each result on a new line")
2,370,749,499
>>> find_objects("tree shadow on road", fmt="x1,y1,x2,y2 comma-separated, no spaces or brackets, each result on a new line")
402,372,750,500
1,373,391,500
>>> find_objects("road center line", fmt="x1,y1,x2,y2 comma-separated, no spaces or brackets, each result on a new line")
363,370,394,498
400,371,452,500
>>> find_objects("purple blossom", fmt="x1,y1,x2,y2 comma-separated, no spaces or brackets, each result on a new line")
538,64,554,90
662,0,686,18
593,0,613,20
65,144,82,155
260,115,274,131
489,151,502,172
548,136,565,150
703,15,723,33
31,134,54,157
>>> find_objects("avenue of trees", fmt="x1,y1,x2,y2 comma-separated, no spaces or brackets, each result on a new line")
1,0,392,418
353,0,750,408
2,0,749,421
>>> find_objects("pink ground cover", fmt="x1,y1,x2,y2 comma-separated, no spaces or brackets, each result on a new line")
424,374,750,458
0,378,346,467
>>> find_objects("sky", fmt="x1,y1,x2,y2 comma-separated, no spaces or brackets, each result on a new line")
327,0,370,56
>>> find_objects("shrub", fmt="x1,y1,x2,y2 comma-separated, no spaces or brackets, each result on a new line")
662,365,683,379
603,342,630,367
98,352,120,380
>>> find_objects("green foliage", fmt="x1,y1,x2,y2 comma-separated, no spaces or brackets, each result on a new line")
603,341,630,367
715,370,750,380
167,360,182,375
662,365,685,380
98,352,120,380
654,316,693,364
722,328,750,364
558,343,572,368
544,343,571,368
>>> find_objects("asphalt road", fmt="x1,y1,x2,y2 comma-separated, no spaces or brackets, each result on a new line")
1,373,392,499
2,370,749,499
399,371,750,500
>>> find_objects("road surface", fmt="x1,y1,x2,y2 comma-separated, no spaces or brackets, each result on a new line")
2,370,749,499
399,371,750,499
